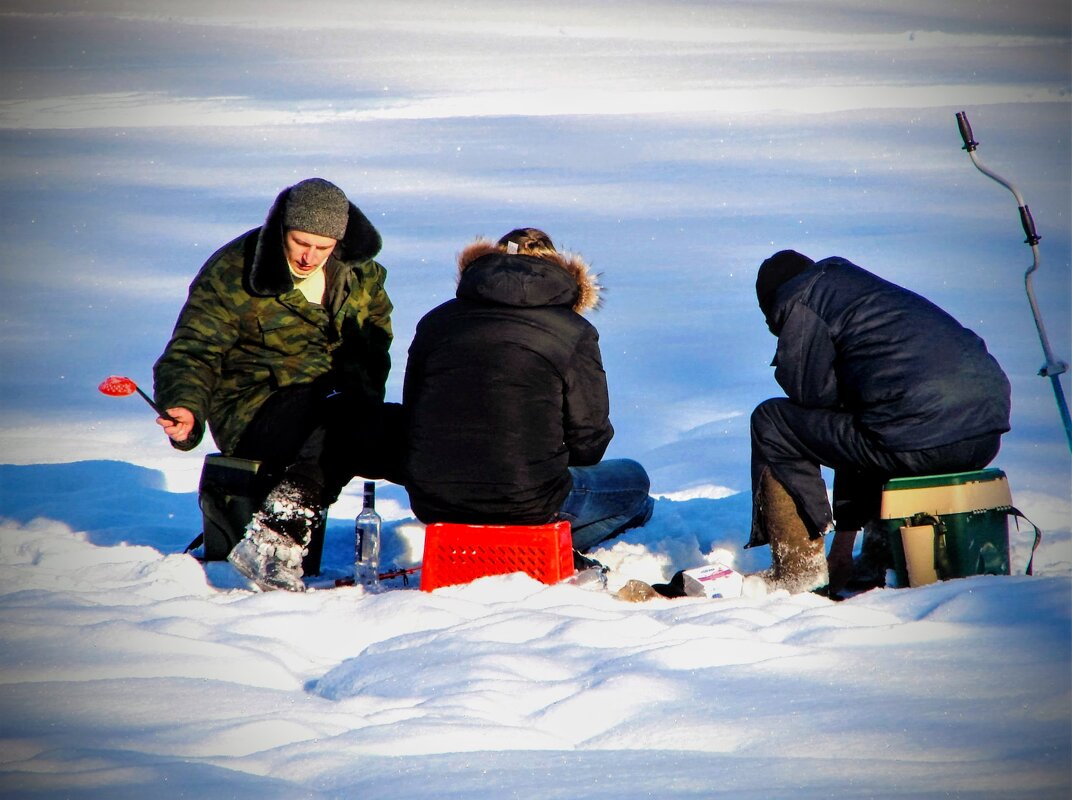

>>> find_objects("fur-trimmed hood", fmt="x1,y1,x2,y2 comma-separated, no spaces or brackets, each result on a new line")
248,185,383,296
455,240,602,314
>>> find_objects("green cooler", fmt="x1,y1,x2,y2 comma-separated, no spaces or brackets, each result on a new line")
879,468,1014,588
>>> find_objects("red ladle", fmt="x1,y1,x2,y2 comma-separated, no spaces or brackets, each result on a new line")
98,375,177,424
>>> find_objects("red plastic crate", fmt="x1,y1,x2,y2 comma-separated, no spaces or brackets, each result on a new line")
420,520,574,591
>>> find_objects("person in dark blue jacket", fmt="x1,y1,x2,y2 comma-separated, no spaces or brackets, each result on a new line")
749,250,1011,594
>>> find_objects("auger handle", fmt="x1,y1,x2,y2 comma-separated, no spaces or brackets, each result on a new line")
956,111,977,152
1019,205,1040,246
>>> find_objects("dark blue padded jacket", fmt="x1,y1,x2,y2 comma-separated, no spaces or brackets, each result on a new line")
767,257,1011,451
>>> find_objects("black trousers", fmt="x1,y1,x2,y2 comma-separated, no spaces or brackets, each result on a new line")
748,397,1001,546
232,382,405,506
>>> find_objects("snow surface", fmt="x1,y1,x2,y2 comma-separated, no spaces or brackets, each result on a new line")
1,1,1070,797
0,461,1069,798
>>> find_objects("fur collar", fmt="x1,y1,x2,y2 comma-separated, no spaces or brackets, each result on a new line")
456,240,602,313
249,186,383,296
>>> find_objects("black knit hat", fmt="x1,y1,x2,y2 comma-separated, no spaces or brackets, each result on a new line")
756,249,814,318
283,178,349,240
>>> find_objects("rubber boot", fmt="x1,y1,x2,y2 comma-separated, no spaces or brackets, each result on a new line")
826,529,858,597
846,521,891,591
757,468,829,594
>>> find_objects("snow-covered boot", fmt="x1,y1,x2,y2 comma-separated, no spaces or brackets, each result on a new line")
756,468,829,594
227,477,322,592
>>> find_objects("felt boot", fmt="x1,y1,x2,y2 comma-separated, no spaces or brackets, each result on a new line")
756,468,829,594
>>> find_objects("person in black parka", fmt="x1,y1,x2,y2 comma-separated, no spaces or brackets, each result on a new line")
403,228,653,556
749,250,1011,594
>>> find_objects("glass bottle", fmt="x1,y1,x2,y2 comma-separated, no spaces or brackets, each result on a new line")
354,481,382,591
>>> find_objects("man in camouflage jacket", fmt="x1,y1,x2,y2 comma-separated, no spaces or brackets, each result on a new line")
153,178,394,591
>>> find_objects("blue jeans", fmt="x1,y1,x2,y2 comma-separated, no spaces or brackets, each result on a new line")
557,459,654,552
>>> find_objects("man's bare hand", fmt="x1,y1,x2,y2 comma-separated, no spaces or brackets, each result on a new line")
156,407,195,443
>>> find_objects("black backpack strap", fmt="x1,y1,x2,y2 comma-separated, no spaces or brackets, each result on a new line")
1008,507,1043,576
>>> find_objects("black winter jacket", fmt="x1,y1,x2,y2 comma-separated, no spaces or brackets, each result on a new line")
403,242,612,524
767,257,1011,451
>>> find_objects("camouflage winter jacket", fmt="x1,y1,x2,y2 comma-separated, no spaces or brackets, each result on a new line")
153,191,392,455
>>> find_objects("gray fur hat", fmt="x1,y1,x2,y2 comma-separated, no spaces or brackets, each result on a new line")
282,178,349,240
